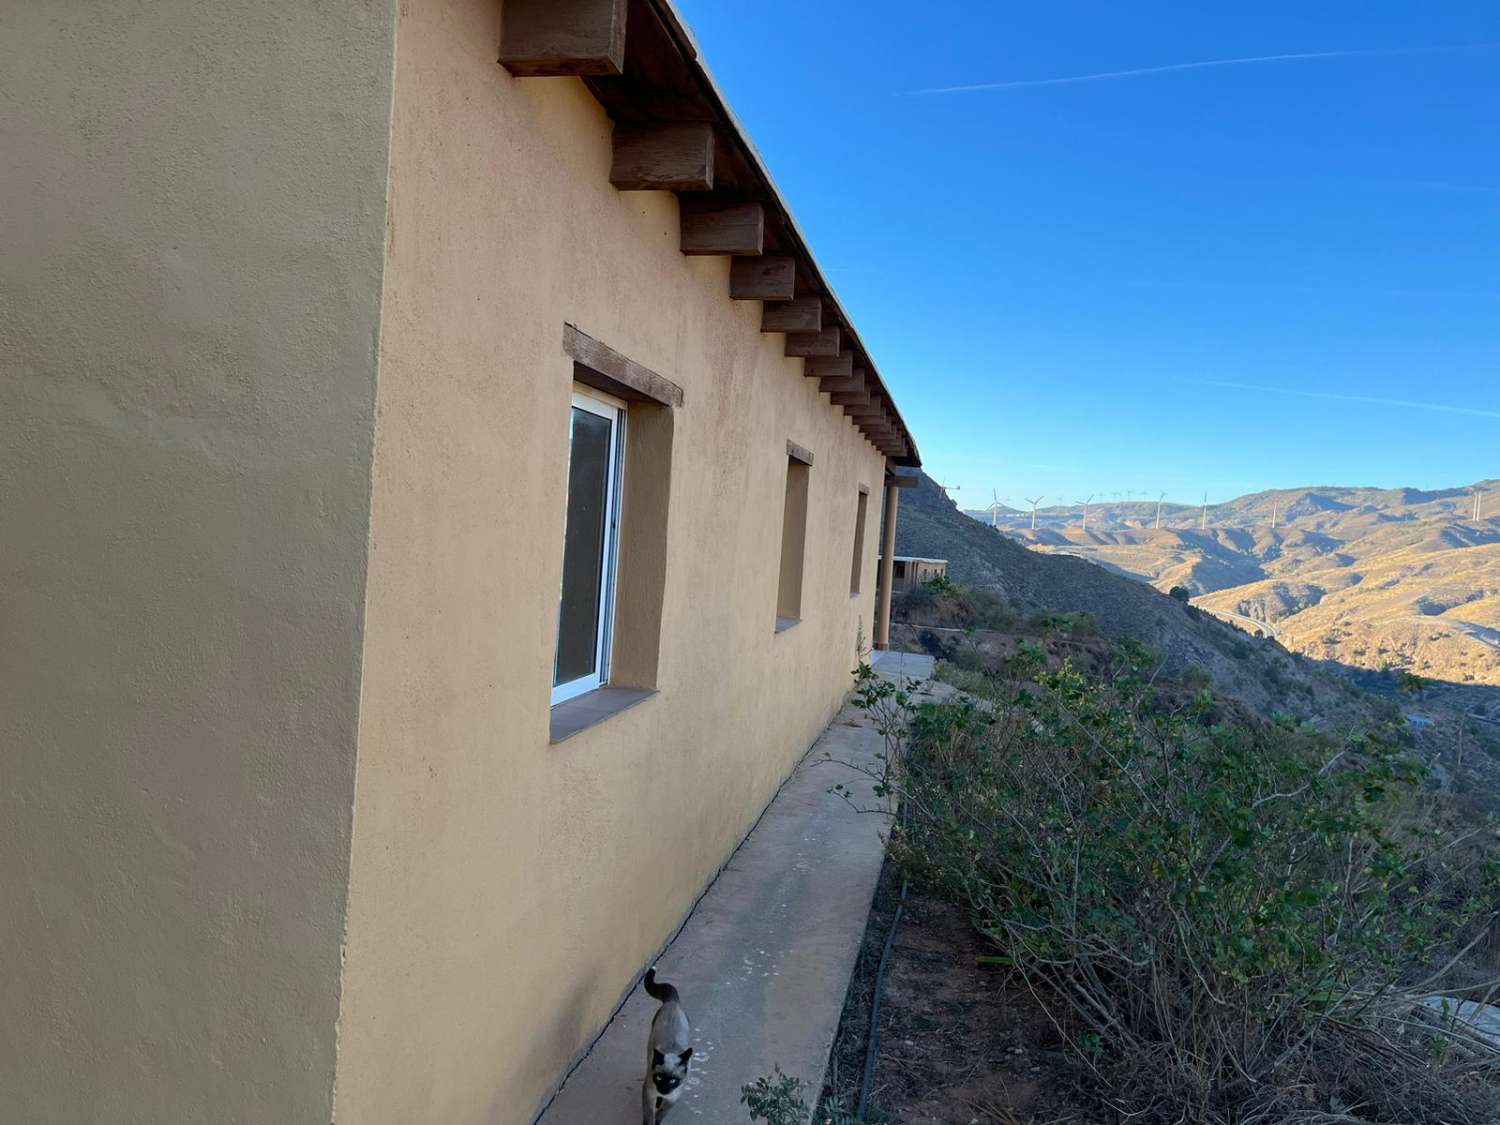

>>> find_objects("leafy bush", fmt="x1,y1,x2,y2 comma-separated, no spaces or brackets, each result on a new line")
742,1069,860,1125
921,572,957,596
741,1068,808,1125
933,659,994,696
1397,669,1429,697
949,642,987,673
1169,584,1192,602
850,648,1500,1123
1179,662,1213,692
892,578,1018,632
1028,610,1099,638
1065,610,1099,637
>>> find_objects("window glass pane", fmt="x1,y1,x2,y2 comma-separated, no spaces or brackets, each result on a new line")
554,407,613,687
850,491,868,594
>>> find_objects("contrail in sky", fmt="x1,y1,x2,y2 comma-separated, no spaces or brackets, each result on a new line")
901,43,1498,96
1182,378,1500,421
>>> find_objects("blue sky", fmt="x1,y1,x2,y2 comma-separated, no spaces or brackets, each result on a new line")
675,1,1499,505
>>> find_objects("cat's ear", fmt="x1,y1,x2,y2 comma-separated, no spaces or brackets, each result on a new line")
652,1049,665,1067
678,1048,694,1065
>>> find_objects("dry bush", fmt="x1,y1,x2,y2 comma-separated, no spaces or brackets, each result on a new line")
846,646,1500,1123
893,577,1020,633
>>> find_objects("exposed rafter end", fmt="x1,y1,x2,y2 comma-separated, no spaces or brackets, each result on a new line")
784,327,839,358
802,353,853,381
831,387,870,407
680,201,764,255
729,256,795,300
819,368,866,396
760,297,821,334
499,0,627,77
611,124,714,191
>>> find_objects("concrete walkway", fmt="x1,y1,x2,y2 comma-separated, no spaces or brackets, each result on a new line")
871,647,935,685
537,653,935,1124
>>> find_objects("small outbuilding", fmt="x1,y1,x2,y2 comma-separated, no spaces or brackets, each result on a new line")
884,555,952,593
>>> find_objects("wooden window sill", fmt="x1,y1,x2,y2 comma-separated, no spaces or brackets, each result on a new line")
550,686,657,744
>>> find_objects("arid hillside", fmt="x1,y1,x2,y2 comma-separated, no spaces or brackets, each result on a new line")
961,481,1500,686
894,475,1362,719
899,472,1500,807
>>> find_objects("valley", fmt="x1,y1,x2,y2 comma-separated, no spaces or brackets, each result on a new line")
964,482,1500,687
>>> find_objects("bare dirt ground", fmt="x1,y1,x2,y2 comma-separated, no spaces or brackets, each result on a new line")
821,861,1098,1125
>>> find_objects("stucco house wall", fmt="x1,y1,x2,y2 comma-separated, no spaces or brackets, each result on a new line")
330,3,887,1121
2,2,902,1121
0,2,396,1122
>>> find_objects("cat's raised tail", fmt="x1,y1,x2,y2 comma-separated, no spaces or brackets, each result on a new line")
643,967,679,1004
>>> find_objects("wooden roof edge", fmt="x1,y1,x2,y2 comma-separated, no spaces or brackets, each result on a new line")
648,0,921,467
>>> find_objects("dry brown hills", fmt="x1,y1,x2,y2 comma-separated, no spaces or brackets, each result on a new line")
964,482,1500,687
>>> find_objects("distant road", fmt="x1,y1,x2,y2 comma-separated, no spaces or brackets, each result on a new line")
1445,619,1500,655
1195,603,1280,639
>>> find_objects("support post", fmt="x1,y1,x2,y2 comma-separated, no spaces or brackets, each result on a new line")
875,481,900,651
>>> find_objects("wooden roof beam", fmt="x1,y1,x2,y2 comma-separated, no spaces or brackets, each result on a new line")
680,201,764,255
784,327,839,358
819,367,866,395
729,256,795,300
611,124,714,191
802,353,852,381
499,0,626,77
760,297,821,334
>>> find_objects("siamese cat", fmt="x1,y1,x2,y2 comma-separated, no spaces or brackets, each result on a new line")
641,968,693,1124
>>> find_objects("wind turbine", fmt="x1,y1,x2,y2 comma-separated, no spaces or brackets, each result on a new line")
1270,501,1278,530
935,481,960,503
1078,494,1095,533
1154,491,1166,531
987,489,1006,528
1474,488,1485,522
1199,491,1209,532
1025,495,1045,531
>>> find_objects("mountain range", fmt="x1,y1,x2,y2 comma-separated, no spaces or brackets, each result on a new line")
961,482,1500,687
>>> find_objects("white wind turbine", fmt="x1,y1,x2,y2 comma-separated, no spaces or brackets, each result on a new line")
1078,494,1095,533
1025,495,1045,531
986,489,1007,528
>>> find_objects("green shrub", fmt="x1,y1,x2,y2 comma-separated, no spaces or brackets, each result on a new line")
851,648,1500,1123
1397,670,1429,698
1065,610,1099,637
741,1067,807,1125
1179,662,1213,692
742,1068,863,1125
1028,610,1099,638
1169,585,1192,602
951,643,987,673
921,572,957,596
893,578,1018,633
933,660,994,696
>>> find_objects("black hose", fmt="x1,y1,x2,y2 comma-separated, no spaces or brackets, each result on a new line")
856,876,908,1120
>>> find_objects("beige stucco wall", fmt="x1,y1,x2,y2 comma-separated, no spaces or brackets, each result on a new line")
332,2,887,1121
0,3,396,1121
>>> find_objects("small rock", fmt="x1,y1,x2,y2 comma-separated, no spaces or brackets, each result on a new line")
1420,996,1500,1049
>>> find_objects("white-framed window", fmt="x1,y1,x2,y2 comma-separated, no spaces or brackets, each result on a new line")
552,387,626,705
